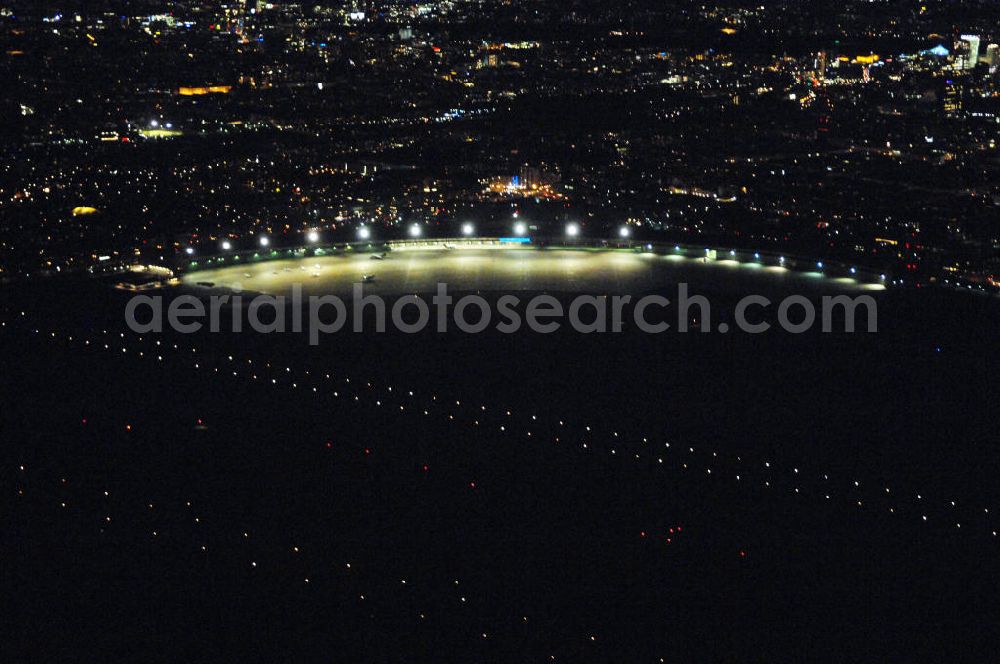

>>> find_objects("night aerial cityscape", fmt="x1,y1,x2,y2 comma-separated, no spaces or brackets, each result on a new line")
3,0,1000,660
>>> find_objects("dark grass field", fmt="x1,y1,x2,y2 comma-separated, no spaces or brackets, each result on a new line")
3,276,999,661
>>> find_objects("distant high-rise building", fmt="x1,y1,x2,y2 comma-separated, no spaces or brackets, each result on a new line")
984,44,1000,72
519,166,542,188
944,78,964,117
814,51,828,83
956,34,981,70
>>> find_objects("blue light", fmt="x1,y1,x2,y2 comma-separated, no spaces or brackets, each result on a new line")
499,237,531,243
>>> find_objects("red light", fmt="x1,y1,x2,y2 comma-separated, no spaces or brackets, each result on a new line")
469,481,476,489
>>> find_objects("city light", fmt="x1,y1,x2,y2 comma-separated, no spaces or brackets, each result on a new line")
9,5,999,656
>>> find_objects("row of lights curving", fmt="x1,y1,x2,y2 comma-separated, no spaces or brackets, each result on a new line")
185,223,634,255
